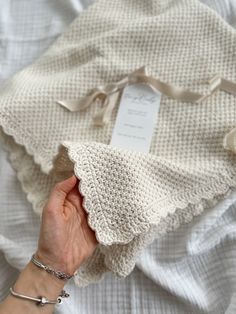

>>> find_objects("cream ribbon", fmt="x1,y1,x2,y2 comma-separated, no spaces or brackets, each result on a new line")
223,128,236,154
57,66,236,127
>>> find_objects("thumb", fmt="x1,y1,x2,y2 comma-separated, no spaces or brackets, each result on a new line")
47,175,78,209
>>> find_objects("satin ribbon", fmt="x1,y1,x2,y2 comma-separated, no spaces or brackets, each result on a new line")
223,128,236,154
57,66,236,127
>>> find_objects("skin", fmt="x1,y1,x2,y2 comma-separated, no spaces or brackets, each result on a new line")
0,175,98,314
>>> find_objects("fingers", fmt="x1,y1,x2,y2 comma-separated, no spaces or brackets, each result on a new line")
47,175,78,209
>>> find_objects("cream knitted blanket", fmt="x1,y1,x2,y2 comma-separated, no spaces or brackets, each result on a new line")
0,0,236,287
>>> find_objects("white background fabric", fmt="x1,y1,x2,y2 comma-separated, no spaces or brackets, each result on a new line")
0,0,236,313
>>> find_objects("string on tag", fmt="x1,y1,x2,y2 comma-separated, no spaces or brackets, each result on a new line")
56,66,236,127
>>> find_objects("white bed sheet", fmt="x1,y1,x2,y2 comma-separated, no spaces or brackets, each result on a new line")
1,1,236,313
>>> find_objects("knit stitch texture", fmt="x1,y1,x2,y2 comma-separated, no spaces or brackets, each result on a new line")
0,0,236,286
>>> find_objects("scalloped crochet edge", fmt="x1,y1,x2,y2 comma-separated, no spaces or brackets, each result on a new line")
54,141,236,246
0,110,54,174
0,128,50,214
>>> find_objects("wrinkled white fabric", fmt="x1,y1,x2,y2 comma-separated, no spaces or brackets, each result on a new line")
1,0,236,313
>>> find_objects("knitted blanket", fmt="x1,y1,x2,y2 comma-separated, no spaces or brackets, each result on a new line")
0,0,236,287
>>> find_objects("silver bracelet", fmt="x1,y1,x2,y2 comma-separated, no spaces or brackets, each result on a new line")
31,254,73,281
10,287,69,306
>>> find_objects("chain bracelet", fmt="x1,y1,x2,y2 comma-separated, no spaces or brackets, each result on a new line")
31,254,73,281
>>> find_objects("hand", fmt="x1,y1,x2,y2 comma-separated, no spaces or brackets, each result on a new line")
36,175,98,276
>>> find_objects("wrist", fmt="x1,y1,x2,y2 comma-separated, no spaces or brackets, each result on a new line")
2,262,67,314
15,261,66,299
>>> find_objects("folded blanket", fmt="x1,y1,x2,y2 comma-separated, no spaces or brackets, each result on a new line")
0,0,236,287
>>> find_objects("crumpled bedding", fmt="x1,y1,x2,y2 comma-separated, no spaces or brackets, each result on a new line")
1,0,236,313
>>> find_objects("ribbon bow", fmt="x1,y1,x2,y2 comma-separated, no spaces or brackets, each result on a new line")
57,66,236,127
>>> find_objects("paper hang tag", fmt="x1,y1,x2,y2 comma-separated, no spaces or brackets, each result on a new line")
110,83,161,153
